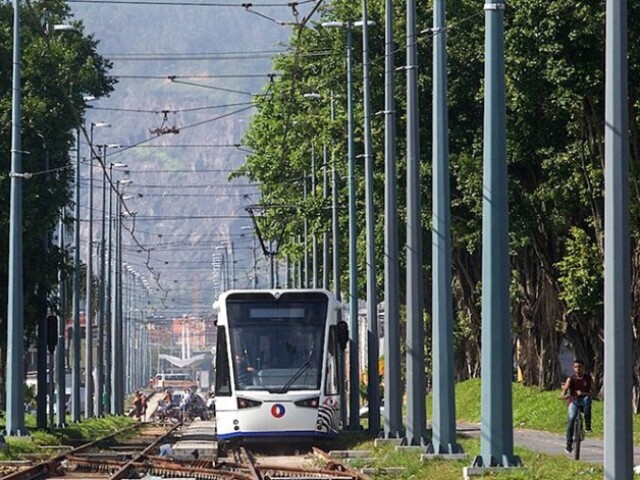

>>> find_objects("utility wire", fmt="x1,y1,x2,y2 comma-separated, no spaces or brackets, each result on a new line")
68,0,316,7
88,100,255,114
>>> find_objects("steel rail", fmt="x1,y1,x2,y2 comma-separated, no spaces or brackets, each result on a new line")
311,448,372,480
0,423,144,480
107,421,182,480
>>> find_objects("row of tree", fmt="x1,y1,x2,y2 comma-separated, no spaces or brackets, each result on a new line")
0,0,114,404
236,0,640,408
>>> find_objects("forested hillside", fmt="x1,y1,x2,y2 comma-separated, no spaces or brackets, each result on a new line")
68,0,301,314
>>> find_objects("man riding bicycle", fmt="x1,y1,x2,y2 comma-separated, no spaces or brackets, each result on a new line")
561,359,594,454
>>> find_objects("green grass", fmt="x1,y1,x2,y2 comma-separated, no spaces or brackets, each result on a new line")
454,379,640,442
339,379,633,479
338,434,603,480
0,414,136,460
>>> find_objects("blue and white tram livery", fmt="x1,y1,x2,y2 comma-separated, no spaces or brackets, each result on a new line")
213,289,348,444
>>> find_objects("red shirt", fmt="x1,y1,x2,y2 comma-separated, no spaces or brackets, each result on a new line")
567,374,592,404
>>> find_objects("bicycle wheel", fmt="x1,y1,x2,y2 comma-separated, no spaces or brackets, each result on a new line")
573,413,582,460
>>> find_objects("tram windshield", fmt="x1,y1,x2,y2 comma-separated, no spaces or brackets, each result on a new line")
226,292,328,392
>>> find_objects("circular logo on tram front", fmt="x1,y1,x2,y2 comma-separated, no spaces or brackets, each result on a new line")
271,404,286,418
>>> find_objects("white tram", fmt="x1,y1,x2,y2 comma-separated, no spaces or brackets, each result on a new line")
212,289,348,444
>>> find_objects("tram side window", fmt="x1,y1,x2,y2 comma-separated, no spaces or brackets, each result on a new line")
215,326,231,396
325,326,339,395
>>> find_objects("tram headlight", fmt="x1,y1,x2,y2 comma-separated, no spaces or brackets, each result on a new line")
237,397,262,409
294,397,319,408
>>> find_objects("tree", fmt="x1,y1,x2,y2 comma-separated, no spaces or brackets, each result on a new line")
0,0,115,403
237,0,640,395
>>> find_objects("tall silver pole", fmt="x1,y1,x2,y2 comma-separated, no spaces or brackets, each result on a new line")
322,149,329,290
105,168,113,414
224,247,230,290
252,235,258,288
85,143,94,419
96,148,107,417
6,0,25,435
346,23,360,430
361,0,379,435
383,0,402,439
431,0,460,454
303,173,309,288
56,214,67,426
311,148,318,288
405,0,426,446
330,92,347,429
604,0,632,477
230,241,236,289
71,128,82,423
478,0,516,467
113,186,124,414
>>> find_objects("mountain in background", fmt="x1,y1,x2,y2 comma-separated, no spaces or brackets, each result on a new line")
68,1,302,317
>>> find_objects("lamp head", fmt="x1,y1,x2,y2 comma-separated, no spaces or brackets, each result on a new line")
52,24,78,33
321,21,347,28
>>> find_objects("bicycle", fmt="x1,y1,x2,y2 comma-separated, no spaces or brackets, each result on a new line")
571,405,586,460
560,394,589,460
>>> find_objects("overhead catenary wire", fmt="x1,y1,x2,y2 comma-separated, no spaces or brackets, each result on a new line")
68,0,316,7
69,0,328,306
88,100,255,114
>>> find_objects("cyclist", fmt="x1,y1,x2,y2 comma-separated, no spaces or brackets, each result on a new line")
155,389,172,420
561,359,595,454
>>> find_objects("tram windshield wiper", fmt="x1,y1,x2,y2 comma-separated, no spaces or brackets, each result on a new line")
278,361,312,393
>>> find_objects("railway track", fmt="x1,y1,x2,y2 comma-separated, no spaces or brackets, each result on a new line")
0,421,371,480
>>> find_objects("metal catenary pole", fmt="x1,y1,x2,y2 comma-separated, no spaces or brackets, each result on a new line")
477,0,517,467
405,0,427,446
361,0,380,435
603,0,632,477
6,0,25,435
346,23,360,431
383,0,403,439
431,0,461,454
56,214,67,426
71,127,82,423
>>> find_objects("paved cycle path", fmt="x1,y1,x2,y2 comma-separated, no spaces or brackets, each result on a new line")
457,423,640,465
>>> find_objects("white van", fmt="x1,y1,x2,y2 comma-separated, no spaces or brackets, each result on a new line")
154,373,198,391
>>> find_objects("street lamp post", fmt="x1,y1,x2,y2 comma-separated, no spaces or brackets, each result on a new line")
311,151,318,288
322,156,329,290
321,19,372,430
303,172,309,288
328,91,347,428
56,213,67,427
303,92,330,290
86,122,110,419
105,165,128,413
71,128,82,422
112,179,132,414
97,150,123,416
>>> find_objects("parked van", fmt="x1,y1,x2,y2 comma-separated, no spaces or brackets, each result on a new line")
154,373,198,391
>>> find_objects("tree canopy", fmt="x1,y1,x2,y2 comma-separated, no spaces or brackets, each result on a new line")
237,0,640,403
0,0,115,370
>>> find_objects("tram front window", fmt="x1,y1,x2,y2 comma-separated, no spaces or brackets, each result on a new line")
226,292,328,392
